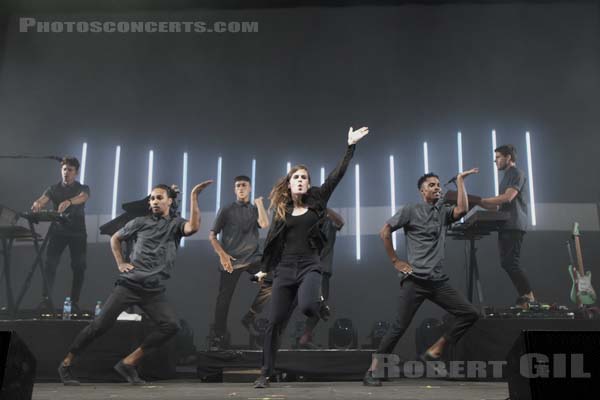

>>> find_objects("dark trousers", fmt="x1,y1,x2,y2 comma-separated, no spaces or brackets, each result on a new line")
305,272,331,332
44,233,87,303
68,284,180,355
376,277,479,355
261,254,322,376
213,262,272,337
498,230,532,296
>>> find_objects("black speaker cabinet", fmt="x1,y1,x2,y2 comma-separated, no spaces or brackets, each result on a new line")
0,331,36,400
506,330,600,400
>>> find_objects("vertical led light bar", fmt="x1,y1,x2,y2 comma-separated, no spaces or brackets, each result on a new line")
423,142,429,173
389,155,397,249
320,167,325,185
286,162,291,174
525,131,537,227
180,152,188,247
492,130,499,196
216,156,222,212
111,145,121,219
80,142,87,184
457,132,463,173
355,163,361,261
147,150,154,194
251,158,256,202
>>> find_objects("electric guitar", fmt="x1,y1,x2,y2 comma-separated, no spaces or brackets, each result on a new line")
568,222,596,305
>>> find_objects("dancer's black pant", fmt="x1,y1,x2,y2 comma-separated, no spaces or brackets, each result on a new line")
213,262,273,337
68,284,180,355
261,254,322,376
498,230,532,296
305,272,331,332
376,276,479,355
44,233,87,304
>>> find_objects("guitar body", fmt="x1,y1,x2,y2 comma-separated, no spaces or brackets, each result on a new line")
569,266,597,305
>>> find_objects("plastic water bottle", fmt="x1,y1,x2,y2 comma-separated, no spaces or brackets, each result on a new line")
94,301,102,317
62,297,72,320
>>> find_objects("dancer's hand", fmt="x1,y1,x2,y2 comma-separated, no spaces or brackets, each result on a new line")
191,180,214,195
219,252,236,273
57,200,72,213
458,167,479,179
348,126,369,145
393,259,413,275
255,271,267,283
254,196,264,206
118,262,135,273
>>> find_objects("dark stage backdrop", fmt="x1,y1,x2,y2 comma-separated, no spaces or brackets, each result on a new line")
1,2,599,354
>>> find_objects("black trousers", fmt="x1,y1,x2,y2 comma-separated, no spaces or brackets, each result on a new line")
376,276,479,355
305,272,331,332
68,284,180,355
498,230,532,296
213,262,272,337
44,233,87,303
261,254,322,376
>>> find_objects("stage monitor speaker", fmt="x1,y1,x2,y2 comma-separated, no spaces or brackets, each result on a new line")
506,330,600,400
0,331,36,400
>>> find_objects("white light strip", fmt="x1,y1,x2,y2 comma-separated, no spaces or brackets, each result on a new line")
526,131,537,227
286,162,291,174
147,150,154,194
423,142,429,173
251,159,256,202
80,142,87,185
111,146,121,219
181,152,188,247
216,156,222,212
492,130,499,196
320,167,325,185
457,132,463,173
389,155,397,249
355,163,361,261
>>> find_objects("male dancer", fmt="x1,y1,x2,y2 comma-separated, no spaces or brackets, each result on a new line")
58,180,212,385
298,208,344,347
31,157,90,312
481,144,534,307
363,169,480,386
209,175,271,349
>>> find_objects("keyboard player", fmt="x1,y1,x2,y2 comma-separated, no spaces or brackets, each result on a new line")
480,144,535,308
31,156,90,313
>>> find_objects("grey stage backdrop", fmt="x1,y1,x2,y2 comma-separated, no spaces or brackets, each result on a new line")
1,2,599,356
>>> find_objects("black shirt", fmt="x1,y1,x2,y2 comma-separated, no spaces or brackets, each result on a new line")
43,181,90,235
498,166,528,231
387,202,457,281
282,210,320,257
319,216,343,275
117,214,187,289
212,201,261,268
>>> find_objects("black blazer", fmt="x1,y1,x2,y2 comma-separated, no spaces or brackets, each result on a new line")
261,144,356,273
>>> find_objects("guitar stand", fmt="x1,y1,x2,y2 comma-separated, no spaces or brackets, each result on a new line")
12,221,55,317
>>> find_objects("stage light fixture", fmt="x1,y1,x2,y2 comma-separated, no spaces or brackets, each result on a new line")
320,167,325,185
389,155,397,249
251,158,256,202
147,150,154,195
181,152,188,247
328,318,358,349
355,163,361,261
368,320,390,349
216,156,222,212
526,131,537,227
423,142,429,173
286,161,291,174
457,132,463,173
80,142,87,184
111,145,121,219
492,130,499,196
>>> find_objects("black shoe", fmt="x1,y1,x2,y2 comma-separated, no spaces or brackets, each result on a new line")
58,363,80,386
319,302,331,321
71,302,82,316
114,360,146,385
363,370,382,386
253,374,270,388
419,352,447,377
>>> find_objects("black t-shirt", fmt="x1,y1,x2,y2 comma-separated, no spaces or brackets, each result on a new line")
319,216,343,275
43,181,90,235
282,210,319,256
498,166,528,231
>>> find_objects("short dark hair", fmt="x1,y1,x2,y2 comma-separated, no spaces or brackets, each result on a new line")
494,144,517,162
234,175,251,184
61,157,80,171
417,172,440,189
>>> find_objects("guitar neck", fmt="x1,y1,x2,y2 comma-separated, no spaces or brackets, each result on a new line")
574,235,585,275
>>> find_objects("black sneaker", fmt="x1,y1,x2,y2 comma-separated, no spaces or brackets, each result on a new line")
114,360,146,385
253,374,270,388
58,363,80,386
363,370,382,386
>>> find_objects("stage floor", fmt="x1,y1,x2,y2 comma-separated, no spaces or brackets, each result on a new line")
32,380,509,400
